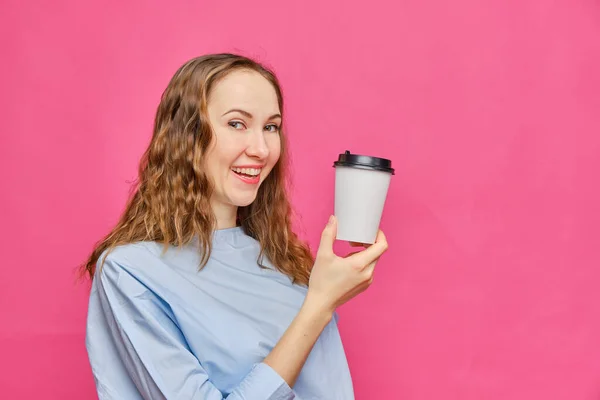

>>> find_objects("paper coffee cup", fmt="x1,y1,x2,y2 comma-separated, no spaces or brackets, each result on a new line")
333,150,394,244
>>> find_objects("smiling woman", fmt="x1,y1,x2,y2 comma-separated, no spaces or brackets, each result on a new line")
82,53,388,400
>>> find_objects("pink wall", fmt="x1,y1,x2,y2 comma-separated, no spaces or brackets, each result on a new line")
2,0,599,398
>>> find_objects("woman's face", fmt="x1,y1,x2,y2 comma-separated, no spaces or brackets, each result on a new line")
205,69,282,215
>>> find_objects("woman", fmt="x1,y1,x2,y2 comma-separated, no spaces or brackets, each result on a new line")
84,53,388,400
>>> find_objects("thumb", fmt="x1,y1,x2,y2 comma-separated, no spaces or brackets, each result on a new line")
317,215,337,257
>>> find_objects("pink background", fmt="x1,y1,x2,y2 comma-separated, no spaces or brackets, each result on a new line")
2,0,600,398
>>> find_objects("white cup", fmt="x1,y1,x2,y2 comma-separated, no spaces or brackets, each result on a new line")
333,151,394,244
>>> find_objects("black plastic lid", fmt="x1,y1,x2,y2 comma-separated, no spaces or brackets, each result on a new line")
333,150,395,174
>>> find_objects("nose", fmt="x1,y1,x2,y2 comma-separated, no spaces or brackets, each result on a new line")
245,130,269,160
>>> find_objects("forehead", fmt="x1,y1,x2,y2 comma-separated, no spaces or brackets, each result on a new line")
208,69,280,114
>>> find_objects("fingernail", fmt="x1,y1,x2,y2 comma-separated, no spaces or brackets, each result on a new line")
328,215,334,225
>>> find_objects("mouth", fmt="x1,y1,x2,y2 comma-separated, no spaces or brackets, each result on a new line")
231,166,262,184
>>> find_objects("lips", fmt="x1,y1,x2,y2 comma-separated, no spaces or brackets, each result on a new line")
231,169,260,184
230,164,264,185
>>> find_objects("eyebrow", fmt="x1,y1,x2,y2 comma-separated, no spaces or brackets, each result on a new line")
222,108,282,120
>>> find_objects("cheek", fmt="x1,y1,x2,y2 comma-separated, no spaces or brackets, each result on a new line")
203,140,231,183
267,136,282,163
208,135,237,166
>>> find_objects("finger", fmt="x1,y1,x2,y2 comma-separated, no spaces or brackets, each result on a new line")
345,249,376,260
361,260,376,280
346,230,388,267
349,241,372,248
316,215,337,258
343,280,372,302
345,250,361,259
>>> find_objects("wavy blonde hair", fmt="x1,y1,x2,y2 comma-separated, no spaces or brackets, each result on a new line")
81,53,313,286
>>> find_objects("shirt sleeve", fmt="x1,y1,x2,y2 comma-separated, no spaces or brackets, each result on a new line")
95,256,295,400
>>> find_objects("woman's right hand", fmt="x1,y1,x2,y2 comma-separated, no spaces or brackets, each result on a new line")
263,215,387,387
305,215,389,316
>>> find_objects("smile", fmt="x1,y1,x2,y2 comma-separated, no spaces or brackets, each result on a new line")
231,167,262,184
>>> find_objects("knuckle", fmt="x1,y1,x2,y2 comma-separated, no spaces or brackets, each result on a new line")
380,240,389,252
351,263,363,271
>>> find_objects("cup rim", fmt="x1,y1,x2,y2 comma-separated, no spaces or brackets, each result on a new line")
333,150,395,174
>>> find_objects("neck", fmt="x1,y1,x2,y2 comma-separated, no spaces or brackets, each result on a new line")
211,200,238,230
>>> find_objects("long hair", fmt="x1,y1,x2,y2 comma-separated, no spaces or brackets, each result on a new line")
81,53,314,286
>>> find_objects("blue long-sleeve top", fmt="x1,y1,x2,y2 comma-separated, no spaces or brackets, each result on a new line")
85,226,355,399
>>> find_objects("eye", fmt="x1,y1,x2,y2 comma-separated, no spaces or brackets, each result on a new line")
228,121,246,130
264,124,280,133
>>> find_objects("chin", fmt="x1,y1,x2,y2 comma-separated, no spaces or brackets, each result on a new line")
230,192,259,207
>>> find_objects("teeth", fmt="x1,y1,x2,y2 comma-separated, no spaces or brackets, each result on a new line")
232,167,261,176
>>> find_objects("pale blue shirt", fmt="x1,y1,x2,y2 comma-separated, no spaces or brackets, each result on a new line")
85,226,355,399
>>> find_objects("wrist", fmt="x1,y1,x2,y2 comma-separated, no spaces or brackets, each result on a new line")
301,293,334,325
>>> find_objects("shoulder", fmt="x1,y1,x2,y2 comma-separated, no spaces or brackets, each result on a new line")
98,241,155,270
91,243,181,326
95,241,172,285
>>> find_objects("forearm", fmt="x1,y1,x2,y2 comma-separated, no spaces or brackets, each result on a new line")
263,296,333,388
